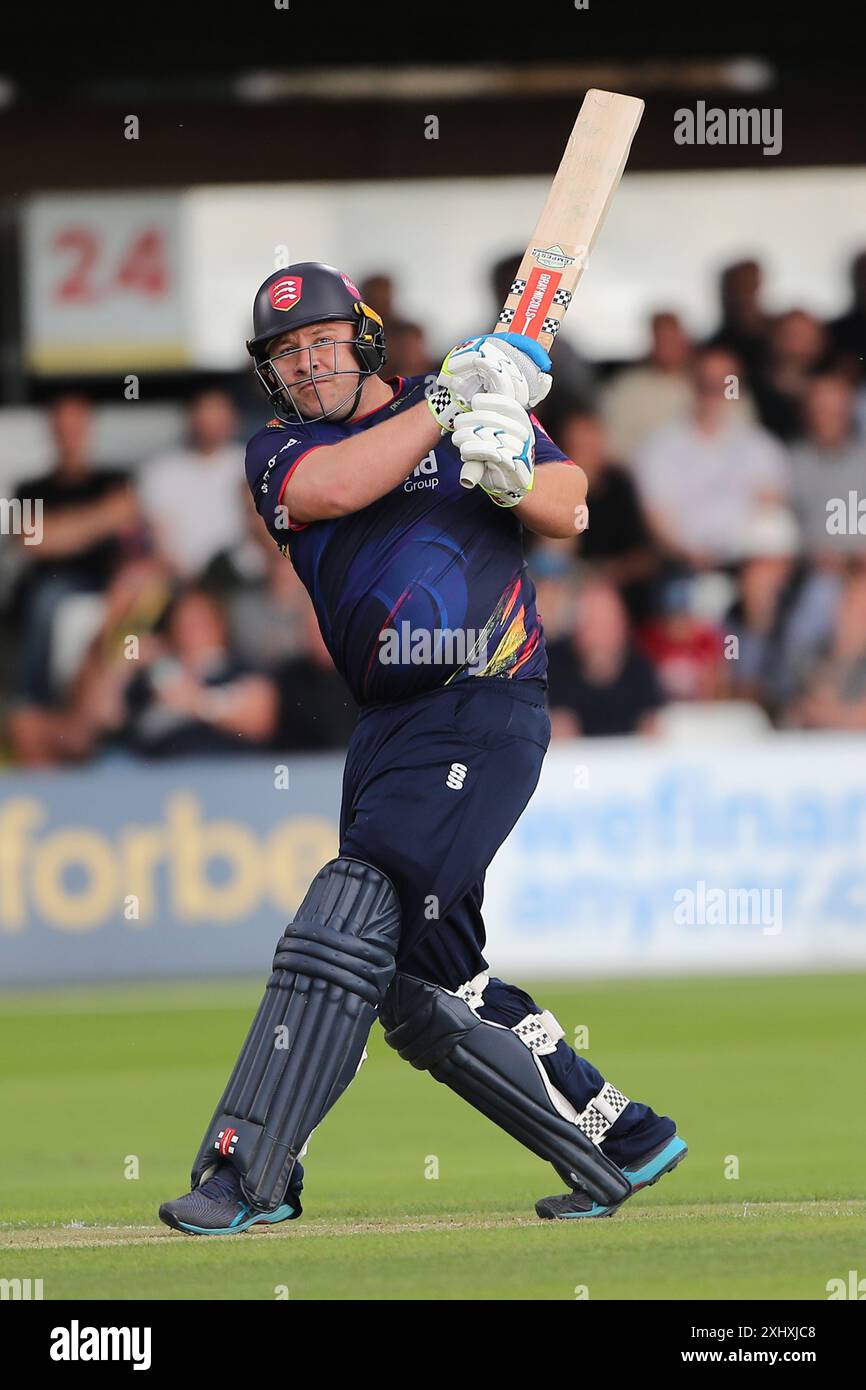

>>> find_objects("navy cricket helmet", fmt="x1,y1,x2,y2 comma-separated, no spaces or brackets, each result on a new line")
246,262,387,423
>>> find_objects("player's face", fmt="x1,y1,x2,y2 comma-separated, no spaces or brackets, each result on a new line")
268,320,362,420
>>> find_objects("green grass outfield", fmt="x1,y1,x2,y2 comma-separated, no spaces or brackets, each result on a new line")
1,972,863,1300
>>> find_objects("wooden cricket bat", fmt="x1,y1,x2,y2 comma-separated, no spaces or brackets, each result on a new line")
460,89,644,488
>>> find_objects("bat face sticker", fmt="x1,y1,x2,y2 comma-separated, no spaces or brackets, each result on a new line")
531,245,577,270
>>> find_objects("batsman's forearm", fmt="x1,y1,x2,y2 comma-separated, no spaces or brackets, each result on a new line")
516,461,588,539
285,402,441,520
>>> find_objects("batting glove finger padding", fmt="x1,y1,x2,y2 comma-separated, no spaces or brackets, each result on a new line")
454,393,536,502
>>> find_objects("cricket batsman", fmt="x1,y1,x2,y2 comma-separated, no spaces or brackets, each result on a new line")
159,262,687,1234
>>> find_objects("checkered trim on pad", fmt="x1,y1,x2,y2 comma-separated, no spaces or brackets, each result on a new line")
512,1009,565,1056
574,1082,629,1144
451,972,489,1012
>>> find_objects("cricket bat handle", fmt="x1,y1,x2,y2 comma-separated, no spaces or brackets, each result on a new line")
459,459,484,489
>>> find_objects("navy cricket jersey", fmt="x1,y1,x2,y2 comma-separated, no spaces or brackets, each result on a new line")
244,374,571,705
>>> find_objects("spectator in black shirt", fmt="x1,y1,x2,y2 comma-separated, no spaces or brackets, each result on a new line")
547,575,666,737
10,395,138,704
707,259,772,385
272,607,358,752
554,409,659,622
751,310,832,441
828,249,866,378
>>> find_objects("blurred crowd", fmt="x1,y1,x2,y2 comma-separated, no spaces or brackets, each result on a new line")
1,252,865,765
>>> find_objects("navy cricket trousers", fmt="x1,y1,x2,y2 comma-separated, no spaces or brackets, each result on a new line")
339,676,674,1167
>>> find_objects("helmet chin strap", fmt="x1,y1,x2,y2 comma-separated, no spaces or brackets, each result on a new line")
337,344,373,420
342,375,368,421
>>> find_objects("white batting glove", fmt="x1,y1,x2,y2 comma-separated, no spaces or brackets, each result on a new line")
439,333,553,411
452,394,536,507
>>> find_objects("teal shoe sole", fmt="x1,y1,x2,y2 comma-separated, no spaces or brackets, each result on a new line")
536,1135,689,1220
159,1199,300,1236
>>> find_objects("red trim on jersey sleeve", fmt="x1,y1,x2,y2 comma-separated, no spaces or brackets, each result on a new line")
530,414,572,466
276,445,325,533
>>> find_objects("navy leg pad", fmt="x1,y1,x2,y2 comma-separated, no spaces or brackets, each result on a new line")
381,973,632,1208
191,857,400,1211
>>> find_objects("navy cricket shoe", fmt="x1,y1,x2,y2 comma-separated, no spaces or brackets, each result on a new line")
535,1134,688,1220
159,1163,303,1236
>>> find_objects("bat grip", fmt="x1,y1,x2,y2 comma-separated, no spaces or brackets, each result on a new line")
459,460,484,489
